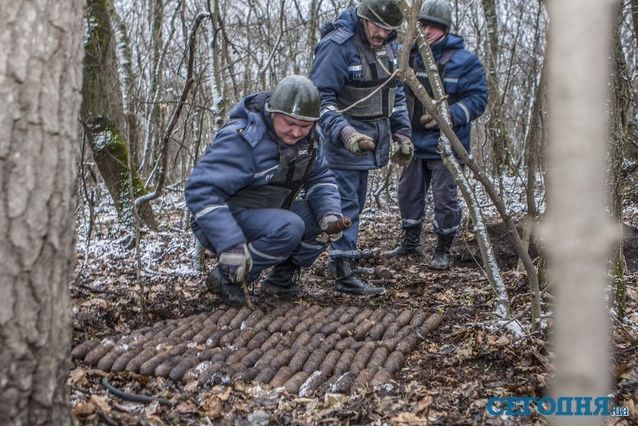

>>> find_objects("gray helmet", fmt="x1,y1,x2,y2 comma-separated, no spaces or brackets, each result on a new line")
266,75,320,121
419,0,452,31
357,0,403,30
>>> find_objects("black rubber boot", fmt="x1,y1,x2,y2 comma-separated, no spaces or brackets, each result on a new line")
384,226,422,258
262,259,301,298
428,234,455,270
325,259,372,279
207,265,246,306
334,258,385,295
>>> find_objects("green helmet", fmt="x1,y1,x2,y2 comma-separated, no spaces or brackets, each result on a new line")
266,75,320,121
357,0,403,30
419,0,452,31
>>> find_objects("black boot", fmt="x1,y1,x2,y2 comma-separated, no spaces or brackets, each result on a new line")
428,234,455,270
334,258,385,295
325,259,372,279
384,226,421,257
262,259,301,298
206,265,246,306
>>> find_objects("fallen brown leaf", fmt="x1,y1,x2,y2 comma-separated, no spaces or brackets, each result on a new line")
74,401,96,417
391,411,428,425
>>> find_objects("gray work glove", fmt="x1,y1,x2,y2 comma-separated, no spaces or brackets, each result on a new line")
420,112,438,129
340,126,375,156
218,243,253,283
390,133,414,167
317,215,349,243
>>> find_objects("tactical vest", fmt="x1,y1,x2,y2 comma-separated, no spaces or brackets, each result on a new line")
336,32,398,120
227,142,316,210
406,49,458,129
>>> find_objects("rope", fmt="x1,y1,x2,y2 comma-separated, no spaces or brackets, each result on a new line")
337,69,400,113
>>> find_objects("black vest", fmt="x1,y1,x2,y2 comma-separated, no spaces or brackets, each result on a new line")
406,49,458,129
227,142,316,210
336,32,398,120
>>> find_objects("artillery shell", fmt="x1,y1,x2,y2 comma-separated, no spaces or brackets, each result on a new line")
84,339,115,365
283,371,310,394
269,366,293,388
288,348,311,372
333,349,355,376
229,306,252,329
71,339,100,359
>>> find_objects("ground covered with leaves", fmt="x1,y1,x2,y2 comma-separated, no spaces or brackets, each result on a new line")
69,190,638,425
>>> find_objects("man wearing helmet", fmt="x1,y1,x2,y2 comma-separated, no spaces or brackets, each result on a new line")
310,0,413,296
385,0,488,270
185,76,345,306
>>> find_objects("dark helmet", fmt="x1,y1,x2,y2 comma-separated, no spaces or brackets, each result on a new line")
419,0,452,31
266,75,320,121
357,0,403,30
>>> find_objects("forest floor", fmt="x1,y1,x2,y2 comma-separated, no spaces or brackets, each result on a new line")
68,190,638,425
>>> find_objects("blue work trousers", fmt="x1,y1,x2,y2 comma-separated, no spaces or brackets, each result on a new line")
195,200,326,281
397,159,461,236
329,169,369,259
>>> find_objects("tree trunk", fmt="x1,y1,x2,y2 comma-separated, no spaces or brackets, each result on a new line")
0,0,84,423
481,0,512,178
111,7,141,168
82,0,157,230
541,0,616,423
631,0,638,48
520,57,546,275
609,4,633,320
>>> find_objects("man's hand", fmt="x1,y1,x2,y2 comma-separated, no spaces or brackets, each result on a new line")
341,126,375,156
419,112,438,129
317,215,352,243
218,243,253,283
390,133,414,167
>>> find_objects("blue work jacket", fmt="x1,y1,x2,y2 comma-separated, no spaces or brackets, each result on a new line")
310,8,411,170
185,93,342,253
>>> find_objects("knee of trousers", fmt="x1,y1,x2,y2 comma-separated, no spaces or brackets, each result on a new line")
264,211,305,245
190,222,215,254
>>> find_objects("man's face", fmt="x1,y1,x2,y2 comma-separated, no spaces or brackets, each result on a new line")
363,19,392,47
420,23,445,45
271,113,314,145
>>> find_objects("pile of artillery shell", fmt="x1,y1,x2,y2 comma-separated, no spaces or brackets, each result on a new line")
72,304,441,396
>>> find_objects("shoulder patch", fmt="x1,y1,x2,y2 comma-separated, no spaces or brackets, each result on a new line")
323,27,353,45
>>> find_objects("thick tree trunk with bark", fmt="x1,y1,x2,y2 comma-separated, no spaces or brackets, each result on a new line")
0,0,84,424
83,0,157,230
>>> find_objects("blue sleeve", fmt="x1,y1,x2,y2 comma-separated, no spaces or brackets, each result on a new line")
446,51,488,127
310,39,352,144
303,146,342,220
184,128,255,252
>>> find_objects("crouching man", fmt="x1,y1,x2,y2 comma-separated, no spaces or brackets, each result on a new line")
185,76,346,306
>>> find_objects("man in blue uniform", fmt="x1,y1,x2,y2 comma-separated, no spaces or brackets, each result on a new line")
385,0,488,270
311,0,413,295
185,76,346,306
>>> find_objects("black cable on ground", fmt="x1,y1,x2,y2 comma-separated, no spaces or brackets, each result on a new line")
101,377,172,406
